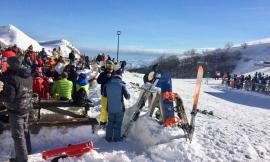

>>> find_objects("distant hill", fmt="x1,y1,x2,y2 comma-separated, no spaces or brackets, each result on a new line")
130,38,270,78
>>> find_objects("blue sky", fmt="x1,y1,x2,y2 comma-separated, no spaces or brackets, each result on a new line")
1,0,270,53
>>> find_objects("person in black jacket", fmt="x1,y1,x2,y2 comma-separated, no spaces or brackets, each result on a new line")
143,63,159,83
69,50,76,63
97,61,114,127
0,56,33,162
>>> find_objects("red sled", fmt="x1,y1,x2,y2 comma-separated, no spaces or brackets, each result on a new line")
42,141,94,160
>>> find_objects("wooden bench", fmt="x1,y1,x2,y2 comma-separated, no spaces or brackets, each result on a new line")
0,100,99,134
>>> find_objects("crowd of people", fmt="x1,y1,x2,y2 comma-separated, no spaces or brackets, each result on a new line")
221,72,270,94
0,44,128,162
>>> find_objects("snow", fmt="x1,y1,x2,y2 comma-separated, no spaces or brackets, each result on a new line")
40,39,80,58
1,71,270,162
1,24,270,161
244,38,270,46
230,43,270,75
0,25,80,57
0,25,42,51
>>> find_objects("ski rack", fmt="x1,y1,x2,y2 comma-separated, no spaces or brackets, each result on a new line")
123,74,194,143
123,74,161,137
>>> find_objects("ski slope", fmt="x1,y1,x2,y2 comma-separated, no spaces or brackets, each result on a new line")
1,71,270,162
231,43,270,75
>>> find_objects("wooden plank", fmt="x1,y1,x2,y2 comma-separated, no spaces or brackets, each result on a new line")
1,118,99,133
30,118,98,126
44,107,85,118
36,100,84,109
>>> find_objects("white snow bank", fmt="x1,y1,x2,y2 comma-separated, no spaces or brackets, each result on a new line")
0,24,42,51
0,24,81,58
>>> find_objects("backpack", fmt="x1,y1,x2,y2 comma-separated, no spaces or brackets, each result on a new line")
73,88,87,106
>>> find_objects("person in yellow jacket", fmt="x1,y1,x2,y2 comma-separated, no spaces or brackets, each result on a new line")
97,61,114,128
51,72,73,100
75,73,89,93
72,73,90,106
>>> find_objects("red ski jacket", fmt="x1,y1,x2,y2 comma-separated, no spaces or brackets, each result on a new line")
33,77,50,99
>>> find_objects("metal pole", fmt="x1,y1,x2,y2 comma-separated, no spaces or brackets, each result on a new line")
116,31,121,62
117,34,120,62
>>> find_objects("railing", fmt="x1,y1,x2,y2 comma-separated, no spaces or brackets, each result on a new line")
222,79,270,95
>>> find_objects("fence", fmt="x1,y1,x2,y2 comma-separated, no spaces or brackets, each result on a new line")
222,79,270,95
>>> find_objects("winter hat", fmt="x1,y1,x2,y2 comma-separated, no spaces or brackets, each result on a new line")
106,60,114,70
106,64,113,70
78,73,87,80
77,73,88,86
113,63,120,71
113,63,123,75
7,56,23,68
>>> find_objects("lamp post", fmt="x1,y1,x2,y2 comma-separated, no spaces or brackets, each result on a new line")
116,31,121,62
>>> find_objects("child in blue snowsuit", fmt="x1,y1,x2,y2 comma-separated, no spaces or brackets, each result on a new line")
103,69,130,142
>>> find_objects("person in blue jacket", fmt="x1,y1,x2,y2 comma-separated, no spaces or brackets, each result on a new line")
103,68,130,142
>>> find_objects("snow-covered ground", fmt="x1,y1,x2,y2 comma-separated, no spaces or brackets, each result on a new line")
1,71,270,162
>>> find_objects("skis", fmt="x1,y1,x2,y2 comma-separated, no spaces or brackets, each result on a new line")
122,74,161,137
188,66,204,142
42,141,94,161
174,95,189,141
197,109,222,119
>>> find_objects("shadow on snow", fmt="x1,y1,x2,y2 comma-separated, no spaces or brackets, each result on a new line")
205,89,270,110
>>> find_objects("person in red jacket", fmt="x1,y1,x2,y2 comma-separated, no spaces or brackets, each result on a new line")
24,45,36,63
2,48,17,73
32,71,50,100
101,53,107,62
